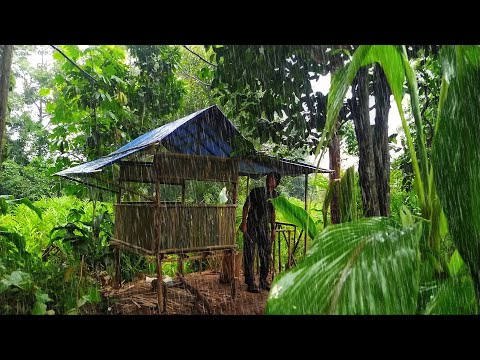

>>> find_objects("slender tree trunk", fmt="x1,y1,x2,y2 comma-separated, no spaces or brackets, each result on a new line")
328,123,341,224
0,45,13,164
352,67,380,217
373,65,391,217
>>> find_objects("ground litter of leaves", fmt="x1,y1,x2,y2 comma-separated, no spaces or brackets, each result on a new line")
102,271,271,315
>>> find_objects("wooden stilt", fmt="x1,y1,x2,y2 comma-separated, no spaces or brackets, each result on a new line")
114,247,122,289
220,249,235,284
156,253,164,314
177,254,185,276
230,276,236,299
114,186,122,289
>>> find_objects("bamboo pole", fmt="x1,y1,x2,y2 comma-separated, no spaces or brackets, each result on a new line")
232,181,238,204
304,173,308,257
113,186,123,289
156,253,164,314
272,233,276,276
154,152,164,314
181,180,186,204
177,254,185,276
278,230,281,272
287,230,292,270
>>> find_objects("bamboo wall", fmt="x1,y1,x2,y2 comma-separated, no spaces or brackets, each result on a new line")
114,203,236,253
115,152,238,254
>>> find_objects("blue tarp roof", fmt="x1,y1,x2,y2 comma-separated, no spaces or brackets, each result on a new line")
55,105,331,179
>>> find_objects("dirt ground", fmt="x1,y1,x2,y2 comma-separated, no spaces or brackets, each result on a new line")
101,271,272,315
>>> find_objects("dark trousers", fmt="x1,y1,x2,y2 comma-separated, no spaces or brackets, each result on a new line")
243,225,271,286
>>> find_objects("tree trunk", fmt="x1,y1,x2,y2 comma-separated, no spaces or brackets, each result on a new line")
328,124,341,224
351,67,381,217
0,45,13,164
373,65,391,217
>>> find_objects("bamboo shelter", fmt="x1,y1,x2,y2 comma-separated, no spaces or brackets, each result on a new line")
55,105,331,313
114,153,239,255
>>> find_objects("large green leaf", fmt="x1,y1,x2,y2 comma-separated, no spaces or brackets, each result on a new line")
0,271,33,292
271,196,318,241
266,218,422,314
425,276,478,315
432,45,480,280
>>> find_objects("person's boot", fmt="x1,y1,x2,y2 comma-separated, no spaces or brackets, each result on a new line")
246,283,260,293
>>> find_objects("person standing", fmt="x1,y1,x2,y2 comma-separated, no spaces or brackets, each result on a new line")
240,171,281,293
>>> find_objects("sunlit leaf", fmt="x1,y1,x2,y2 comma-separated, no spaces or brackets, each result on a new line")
448,250,466,277
11,198,42,219
271,196,318,240
39,87,51,97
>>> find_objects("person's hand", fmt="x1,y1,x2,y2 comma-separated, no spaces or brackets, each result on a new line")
240,222,247,234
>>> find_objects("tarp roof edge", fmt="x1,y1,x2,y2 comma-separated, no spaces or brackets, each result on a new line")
54,105,332,178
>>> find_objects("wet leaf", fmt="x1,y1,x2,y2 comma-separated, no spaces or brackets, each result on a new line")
448,250,465,277
11,198,42,219
35,290,52,303
0,198,8,215
425,275,478,314
32,301,47,315
266,218,422,314
271,196,318,240
0,229,27,256
432,45,480,281
1,271,32,291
